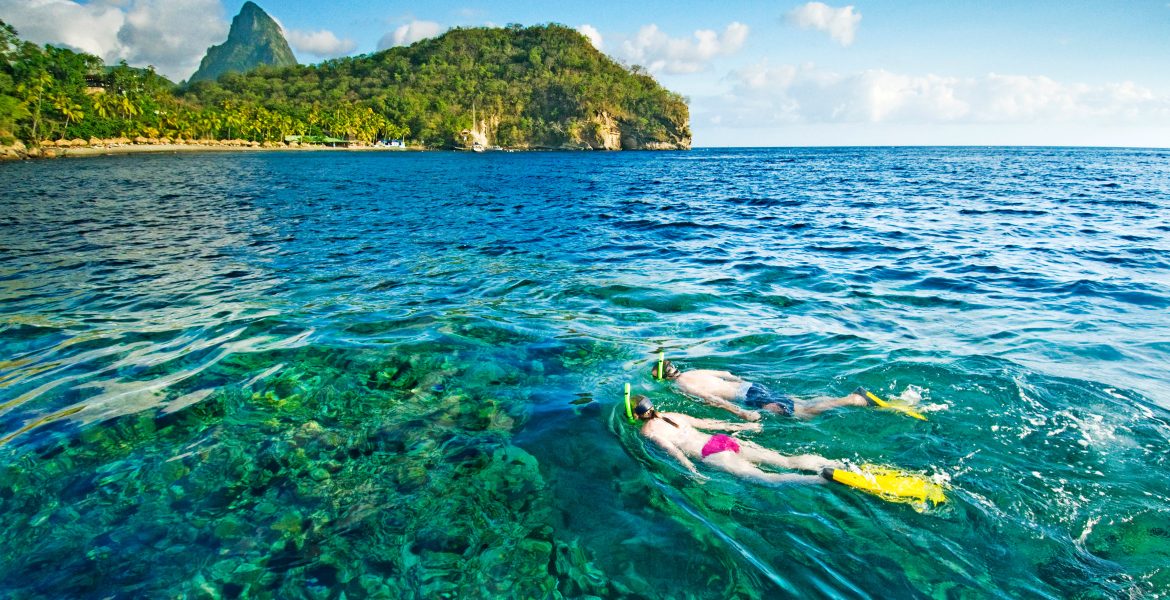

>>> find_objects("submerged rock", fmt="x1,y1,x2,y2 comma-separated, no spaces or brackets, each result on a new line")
0,340,636,597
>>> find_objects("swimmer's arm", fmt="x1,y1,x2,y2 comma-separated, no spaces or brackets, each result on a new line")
677,415,761,433
694,392,761,422
647,432,703,478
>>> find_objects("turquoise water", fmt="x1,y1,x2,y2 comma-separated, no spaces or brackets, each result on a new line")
1,147,1169,598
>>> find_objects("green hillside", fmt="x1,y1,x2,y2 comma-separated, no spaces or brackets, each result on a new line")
188,2,296,84
185,24,691,149
0,21,689,150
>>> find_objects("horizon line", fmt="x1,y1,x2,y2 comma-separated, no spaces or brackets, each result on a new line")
691,144,1170,150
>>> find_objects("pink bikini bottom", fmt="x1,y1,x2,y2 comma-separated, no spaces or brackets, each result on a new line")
701,434,741,458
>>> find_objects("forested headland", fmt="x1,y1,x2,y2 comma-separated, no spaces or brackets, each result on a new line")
0,20,690,157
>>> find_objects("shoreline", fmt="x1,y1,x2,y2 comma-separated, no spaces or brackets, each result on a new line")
57,143,421,158
1,139,690,161
1,142,421,160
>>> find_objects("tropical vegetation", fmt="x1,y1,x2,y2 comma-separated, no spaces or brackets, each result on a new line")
0,20,689,150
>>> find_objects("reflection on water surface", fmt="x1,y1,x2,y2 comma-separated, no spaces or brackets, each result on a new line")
1,148,1168,597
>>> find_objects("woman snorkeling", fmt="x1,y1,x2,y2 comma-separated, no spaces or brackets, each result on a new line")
631,395,845,485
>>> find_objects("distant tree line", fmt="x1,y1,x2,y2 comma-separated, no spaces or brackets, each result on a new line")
1,21,689,149
0,21,402,146
184,23,690,148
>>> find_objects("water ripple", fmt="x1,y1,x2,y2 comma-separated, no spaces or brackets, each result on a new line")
1,148,1168,597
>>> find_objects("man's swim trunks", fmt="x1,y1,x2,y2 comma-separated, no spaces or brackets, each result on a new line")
743,383,795,417
701,434,741,458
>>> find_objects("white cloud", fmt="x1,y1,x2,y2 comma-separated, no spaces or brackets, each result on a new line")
378,20,443,50
709,62,1170,128
0,0,227,81
786,2,861,46
577,24,603,50
118,0,227,79
285,28,356,58
614,22,749,74
0,0,125,59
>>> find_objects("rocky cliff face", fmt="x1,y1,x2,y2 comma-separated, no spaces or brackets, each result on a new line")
188,2,296,84
573,110,691,150
622,136,692,151
580,111,622,150
618,117,692,150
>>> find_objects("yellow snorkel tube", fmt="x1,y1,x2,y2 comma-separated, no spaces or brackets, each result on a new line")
624,383,635,423
656,351,665,380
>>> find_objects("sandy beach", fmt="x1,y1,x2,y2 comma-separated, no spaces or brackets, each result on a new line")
60,144,416,158
1,141,417,161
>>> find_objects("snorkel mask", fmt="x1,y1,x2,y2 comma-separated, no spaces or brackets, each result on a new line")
624,386,656,423
624,390,675,427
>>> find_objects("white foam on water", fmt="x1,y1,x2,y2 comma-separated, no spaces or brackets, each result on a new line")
950,449,981,479
896,385,924,403
892,384,949,413
1076,515,1100,545
1051,409,1122,450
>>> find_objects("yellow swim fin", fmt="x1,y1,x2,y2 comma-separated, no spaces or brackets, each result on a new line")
856,387,927,421
822,465,947,506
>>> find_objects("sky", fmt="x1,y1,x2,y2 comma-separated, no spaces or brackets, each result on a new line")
3,0,1169,147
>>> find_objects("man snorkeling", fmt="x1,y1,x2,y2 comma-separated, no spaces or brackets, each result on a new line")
651,359,870,421
631,396,844,485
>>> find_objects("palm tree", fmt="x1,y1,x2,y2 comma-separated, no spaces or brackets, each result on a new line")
173,109,196,140
52,93,83,138
307,103,322,137
224,111,245,141
199,112,217,140
91,91,116,120
15,70,52,143
118,92,140,135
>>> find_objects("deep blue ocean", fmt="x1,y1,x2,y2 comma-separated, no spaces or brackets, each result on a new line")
1,147,1168,598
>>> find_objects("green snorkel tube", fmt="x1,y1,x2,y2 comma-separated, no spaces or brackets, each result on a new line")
632,350,664,426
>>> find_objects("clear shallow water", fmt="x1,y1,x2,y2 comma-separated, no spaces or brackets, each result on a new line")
1,147,1169,598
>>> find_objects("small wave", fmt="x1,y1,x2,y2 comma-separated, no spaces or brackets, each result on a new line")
958,208,1049,216
850,289,972,309
810,245,862,253
723,196,801,207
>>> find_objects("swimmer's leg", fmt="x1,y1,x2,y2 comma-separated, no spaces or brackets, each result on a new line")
760,402,793,416
791,391,868,419
737,440,847,472
703,452,824,486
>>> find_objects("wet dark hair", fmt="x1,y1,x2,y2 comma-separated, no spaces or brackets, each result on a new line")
633,395,654,417
633,395,678,427
651,360,680,380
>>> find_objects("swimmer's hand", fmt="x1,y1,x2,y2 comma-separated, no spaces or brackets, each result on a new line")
740,410,761,422
734,422,763,433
